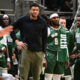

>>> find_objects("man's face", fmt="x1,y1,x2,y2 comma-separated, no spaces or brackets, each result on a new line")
3,18,9,26
70,54,76,59
59,18,66,28
30,6,39,18
76,17,80,27
50,16,59,26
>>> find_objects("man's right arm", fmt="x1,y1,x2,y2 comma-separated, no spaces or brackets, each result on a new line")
10,17,27,50
15,40,27,50
10,30,27,50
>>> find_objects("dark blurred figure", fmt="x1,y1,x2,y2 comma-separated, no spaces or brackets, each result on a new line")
12,50,19,79
45,0,73,11
45,0,53,10
53,0,65,11
63,0,73,11
74,15,80,80
74,51,80,80
45,0,65,11
69,53,76,80
0,14,13,75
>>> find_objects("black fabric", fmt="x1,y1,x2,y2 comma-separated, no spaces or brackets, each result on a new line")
11,14,47,52
12,64,18,76
74,59,80,80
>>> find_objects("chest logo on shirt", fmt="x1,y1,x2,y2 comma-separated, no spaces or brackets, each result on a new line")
60,34,67,49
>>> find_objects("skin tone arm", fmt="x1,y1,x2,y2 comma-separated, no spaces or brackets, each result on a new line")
15,40,27,50
0,26,13,37
0,77,3,80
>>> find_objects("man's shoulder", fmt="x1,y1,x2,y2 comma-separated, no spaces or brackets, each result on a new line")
38,16,47,23
17,14,29,21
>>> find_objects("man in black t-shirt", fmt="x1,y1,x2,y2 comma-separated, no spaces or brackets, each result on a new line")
10,3,47,80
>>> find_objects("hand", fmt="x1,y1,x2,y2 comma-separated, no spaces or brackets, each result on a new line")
17,45,22,50
7,62,11,70
43,58,47,68
15,75,19,79
65,61,70,68
1,48,7,53
16,40,27,50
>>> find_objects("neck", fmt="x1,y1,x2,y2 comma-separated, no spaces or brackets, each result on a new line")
51,25,59,29
30,15,38,20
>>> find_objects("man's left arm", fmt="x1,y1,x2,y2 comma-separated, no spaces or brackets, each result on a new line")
42,21,47,53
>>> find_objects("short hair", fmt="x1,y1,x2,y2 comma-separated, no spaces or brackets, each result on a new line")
77,15,80,17
76,15,80,20
30,3,39,9
60,16,66,20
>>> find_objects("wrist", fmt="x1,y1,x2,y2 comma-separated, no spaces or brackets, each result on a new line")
15,40,19,43
15,40,20,45
7,57,10,62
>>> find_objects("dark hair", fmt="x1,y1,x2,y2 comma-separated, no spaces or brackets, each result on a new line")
77,15,80,17
60,16,66,20
12,50,18,60
30,3,39,9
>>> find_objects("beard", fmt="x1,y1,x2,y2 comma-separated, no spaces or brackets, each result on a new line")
50,21,59,26
31,13,38,18
77,23,80,28
77,26,80,28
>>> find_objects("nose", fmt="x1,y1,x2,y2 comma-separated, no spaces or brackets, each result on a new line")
77,21,80,24
34,10,38,13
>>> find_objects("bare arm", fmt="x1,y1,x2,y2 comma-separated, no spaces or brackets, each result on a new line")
0,26,13,37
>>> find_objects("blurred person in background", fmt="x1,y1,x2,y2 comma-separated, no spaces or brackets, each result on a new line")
0,14,14,75
59,16,74,80
74,15,80,80
0,14,11,74
59,17,67,29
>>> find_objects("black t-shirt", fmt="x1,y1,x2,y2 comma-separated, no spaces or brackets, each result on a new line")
11,14,47,52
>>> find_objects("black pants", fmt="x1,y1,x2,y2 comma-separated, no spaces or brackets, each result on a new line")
74,59,80,80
